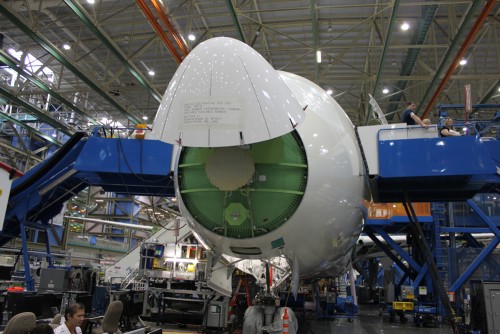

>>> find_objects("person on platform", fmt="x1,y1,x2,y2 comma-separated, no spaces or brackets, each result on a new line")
401,102,428,127
54,303,85,334
440,117,461,137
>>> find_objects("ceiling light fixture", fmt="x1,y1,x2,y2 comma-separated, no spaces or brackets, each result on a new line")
148,70,155,76
316,50,322,63
87,0,95,3
326,89,333,95
143,115,148,121
401,22,410,31
188,34,196,41
383,88,389,94
459,59,467,66
62,43,71,50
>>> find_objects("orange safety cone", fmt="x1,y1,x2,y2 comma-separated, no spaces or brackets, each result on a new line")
282,307,289,334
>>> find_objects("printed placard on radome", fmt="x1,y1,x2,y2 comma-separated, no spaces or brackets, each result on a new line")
180,97,243,129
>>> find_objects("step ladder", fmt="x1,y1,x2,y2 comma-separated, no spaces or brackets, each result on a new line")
228,275,252,323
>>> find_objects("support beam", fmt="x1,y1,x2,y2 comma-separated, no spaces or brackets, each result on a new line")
462,233,500,274
0,124,59,152
369,0,400,111
64,216,153,231
0,50,100,125
419,0,494,119
403,195,459,332
385,5,438,120
0,86,73,137
64,0,164,103
372,226,421,272
467,199,500,240
0,2,141,124
310,0,319,83
364,228,413,278
440,199,500,287
413,263,429,289
151,0,190,56
19,221,35,291
135,0,184,65
449,237,499,292
225,0,246,43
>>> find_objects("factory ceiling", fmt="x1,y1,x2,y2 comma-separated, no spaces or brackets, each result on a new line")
0,0,499,142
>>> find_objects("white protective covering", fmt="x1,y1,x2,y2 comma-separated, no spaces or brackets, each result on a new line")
150,37,305,147
243,306,297,334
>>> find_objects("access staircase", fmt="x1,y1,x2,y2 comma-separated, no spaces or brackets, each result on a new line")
105,223,192,285
2,131,175,290
432,203,449,290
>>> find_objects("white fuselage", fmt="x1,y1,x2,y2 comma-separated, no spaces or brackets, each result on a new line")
174,71,365,278
151,37,366,279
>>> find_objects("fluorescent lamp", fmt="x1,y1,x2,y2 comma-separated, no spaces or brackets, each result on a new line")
63,216,153,231
316,50,322,63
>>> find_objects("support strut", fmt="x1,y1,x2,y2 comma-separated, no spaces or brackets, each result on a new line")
402,193,461,334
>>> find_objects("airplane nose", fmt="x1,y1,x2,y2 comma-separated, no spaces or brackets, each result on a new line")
150,37,305,148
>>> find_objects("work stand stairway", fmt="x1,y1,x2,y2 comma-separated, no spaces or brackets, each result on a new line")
432,203,450,290
431,202,450,319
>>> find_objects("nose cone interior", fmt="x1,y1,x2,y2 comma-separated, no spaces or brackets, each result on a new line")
178,131,308,239
205,147,255,191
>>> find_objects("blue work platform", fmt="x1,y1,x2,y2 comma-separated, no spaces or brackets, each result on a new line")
357,124,500,325
374,134,499,202
2,132,174,290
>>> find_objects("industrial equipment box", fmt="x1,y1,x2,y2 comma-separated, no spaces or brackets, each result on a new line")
392,301,414,311
482,282,500,334
203,300,228,328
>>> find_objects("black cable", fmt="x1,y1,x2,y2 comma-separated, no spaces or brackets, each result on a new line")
116,138,173,184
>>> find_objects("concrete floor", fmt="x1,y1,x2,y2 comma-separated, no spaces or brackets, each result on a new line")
151,304,454,334
297,305,452,334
